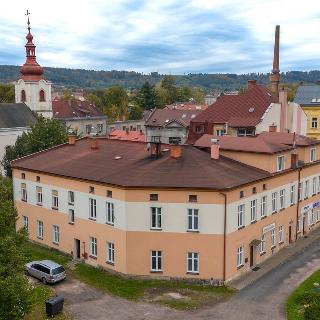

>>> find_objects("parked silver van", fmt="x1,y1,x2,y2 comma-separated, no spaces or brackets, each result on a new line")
25,260,66,284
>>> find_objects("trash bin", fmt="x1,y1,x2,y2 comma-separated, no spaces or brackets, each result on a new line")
45,296,64,317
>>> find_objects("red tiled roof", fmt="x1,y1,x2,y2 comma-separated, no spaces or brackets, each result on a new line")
11,138,270,190
109,129,145,142
164,103,208,111
145,108,202,127
258,132,320,147
52,100,104,119
191,85,278,127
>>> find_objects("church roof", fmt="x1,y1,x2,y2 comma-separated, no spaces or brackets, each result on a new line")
0,103,36,129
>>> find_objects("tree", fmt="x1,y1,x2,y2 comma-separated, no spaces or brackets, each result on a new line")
61,89,75,102
128,105,143,120
135,81,157,110
1,117,68,177
103,86,128,120
0,83,14,103
0,177,32,320
160,75,177,104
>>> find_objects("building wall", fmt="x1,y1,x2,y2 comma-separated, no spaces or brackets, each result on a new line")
145,125,188,144
15,79,52,118
256,103,281,134
106,120,146,134
302,106,320,140
63,118,107,136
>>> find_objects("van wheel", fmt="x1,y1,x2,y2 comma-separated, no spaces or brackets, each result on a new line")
42,277,47,284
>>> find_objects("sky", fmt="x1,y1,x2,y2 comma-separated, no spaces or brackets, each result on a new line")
0,0,319,74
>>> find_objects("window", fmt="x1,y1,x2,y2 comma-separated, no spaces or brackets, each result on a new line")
68,191,75,205
150,194,158,201
290,185,296,205
271,229,276,247
107,190,112,198
237,204,245,228
317,209,320,222
279,225,284,243
39,89,45,102
297,217,301,232
240,191,244,198
260,235,266,254
151,207,162,229
86,125,92,134
237,246,244,267
169,137,182,144
310,148,316,162
21,172,26,179
318,177,320,193
313,177,317,195
312,117,318,129
36,176,40,182
89,198,97,220
237,128,255,136
52,190,59,209
250,200,257,222
195,125,204,134
216,129,225,136
189,195,197,202
21,90,26,102
151,250,162,272
280,189,285,210
261,196,267,218
90,237,97,257
187,252,199,273
106,202,114,225
263,184,267,191
272,192,278,213
252,187,256,194
52,225,60,244
97,124,103,133
68,209,75,224
188,209,199,231
298,182,303,201
277,155,285,172
304,180,309,199
308,210,313,225
21,183,27,201
23,216,28,230
36,186,42,205
37,220,43,239
89,186,95,193
107,242,115,264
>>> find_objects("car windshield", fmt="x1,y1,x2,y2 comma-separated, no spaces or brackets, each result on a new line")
52,266,65,275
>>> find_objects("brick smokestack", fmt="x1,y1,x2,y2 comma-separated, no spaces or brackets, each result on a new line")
269,25,280,97
210,138,220,160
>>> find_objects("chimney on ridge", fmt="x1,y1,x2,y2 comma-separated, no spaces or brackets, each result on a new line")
91,137,98,150
211,138,220,160
68,135,76,145
170,144,182,159
269,25,281,97
247,80,257,90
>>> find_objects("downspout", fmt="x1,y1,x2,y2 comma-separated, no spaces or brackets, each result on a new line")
219,192,227,282
295,168,302,240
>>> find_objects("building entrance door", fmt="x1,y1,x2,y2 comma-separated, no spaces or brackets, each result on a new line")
74,239,81,259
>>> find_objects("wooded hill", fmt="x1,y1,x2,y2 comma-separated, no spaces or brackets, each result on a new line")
1,64,319,91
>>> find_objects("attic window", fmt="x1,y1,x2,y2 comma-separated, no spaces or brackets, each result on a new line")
182,114,187,118
150,194,158,201
36,176,40,182
21,173,26,179
114,156,122,160
191,114,196,118
249,107,255,113
165,119,169,123
89,186,95,193
107,190,112,198
240,191,244,198
312,98,317,102
189,195,197,202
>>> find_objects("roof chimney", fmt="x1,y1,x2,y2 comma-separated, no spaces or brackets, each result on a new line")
170,144,182,159
247,80,257,90
269,25,281,97
68,135,76,145
90,137,98,150
269,125,277,132
211,138,220,160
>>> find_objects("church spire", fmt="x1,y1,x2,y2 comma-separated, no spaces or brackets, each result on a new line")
269,25,280,97
20,10,44,81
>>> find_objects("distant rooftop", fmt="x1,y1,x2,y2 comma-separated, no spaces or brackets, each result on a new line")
0,103,36,129
109,129,145,142
294,83,320,106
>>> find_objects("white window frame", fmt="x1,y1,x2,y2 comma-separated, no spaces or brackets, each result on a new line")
308,210,314,226
260,235,266,254
298,182,303,201
23,215,28,230
318,177,320,193
68,208,75,224
311,117,318,128
317,209,320,222
277,155,285,172
90,236,97,257
297,216,301,232
304,180,309,199
279,189,285,210
89,198,97,220
107,242,115,264
52,190,59,209
261,196,267,218
272,192,278,213
37,220,43,239
187,252,199,273
237,204,245,228
271,229,276,247
290,185,296,205
21,183,27,201
106,202,115,225
36,186,42,205
310,148,316,162
279,225,284,243
312,177,317,196
68,190,75,205
250,200,257,222
151,250,162,272
151,207,162,230
52,225,60,244
237,245,244,267
188,209,199,231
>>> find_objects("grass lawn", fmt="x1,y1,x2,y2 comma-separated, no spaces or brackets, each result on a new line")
286,269,320,320
25,241,235,310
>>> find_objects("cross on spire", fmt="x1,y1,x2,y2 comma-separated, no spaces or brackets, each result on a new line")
26,10,31,33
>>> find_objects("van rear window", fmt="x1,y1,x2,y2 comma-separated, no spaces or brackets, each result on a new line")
52,266,65,275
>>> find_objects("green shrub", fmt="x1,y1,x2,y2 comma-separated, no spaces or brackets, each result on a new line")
297,291,320,305
304,301,320,320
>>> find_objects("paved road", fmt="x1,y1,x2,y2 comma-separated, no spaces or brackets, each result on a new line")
53,232,320,320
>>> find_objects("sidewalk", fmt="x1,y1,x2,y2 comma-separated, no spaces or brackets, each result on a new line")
229,227,320,290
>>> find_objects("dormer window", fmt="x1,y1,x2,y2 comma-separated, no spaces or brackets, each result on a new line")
21,90,26,102
39,90,45,102
277,155,285,172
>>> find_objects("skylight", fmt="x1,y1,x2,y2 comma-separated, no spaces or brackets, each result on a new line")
182,114,187,118
191,114,196,118
249,107,255,113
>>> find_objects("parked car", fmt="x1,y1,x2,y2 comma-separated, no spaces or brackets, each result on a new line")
25,260,66,284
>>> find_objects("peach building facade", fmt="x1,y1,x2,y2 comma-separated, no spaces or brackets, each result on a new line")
12,136,320,282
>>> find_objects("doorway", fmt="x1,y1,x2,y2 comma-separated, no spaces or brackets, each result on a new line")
74,239,81,259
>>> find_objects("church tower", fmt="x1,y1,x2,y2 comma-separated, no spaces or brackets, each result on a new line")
15,11,52,118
